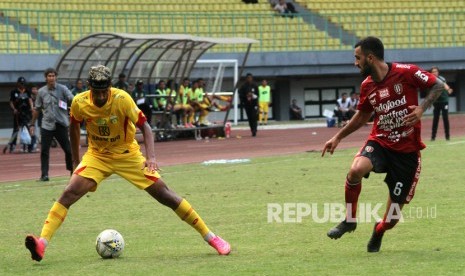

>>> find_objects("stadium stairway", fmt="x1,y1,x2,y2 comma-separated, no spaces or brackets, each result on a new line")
0,12,60,52
292,1,358,46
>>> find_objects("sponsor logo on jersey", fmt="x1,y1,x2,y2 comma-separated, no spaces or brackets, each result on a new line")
96,118,107,125
401,127,414,137
378,88,390,99
394,83,403,95
368,92,377,105
395,64,411,69
414,70,429,83
98,126,110,136
374,95,406,113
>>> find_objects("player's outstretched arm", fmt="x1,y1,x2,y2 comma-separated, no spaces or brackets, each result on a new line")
322,110,372,156
139,121,158,172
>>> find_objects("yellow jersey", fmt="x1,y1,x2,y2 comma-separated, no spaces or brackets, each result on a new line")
70,88,146,155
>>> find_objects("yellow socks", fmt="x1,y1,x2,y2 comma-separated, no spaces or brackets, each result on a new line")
175,199,214,241
40,201,68,242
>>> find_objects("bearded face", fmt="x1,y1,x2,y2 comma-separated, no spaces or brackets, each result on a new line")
359,61,373,78
354,46,373,78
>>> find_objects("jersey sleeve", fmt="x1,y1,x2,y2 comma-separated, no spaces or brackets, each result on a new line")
357,80,374,113
407,64,437,90
69,96,83,123
121,92,146,127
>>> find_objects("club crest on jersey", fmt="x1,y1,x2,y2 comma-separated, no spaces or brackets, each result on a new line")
365,146,374,153
110,115,118,124
394,83,403,95
378,88,390,99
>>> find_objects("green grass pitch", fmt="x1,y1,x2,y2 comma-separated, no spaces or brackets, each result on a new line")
1,138,465,275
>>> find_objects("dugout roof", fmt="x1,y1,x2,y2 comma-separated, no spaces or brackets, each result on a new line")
55,33,258,85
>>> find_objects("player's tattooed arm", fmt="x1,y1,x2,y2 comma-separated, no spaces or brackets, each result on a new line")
404,78,445,126
420,78,445,112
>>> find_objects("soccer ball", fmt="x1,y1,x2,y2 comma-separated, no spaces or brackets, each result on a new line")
95,229,125,259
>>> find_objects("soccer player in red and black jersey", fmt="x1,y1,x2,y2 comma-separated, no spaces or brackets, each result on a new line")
322,36,445,252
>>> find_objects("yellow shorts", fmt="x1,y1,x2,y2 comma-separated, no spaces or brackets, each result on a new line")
259,102,269,113
74,150,160,191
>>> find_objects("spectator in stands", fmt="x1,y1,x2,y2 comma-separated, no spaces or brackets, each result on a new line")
242,0,258,3
71,79,86,95
334,92,351,127
347,92,360,120
4,76,34,154
430,66,453,141
30,68,74,181
274,0,298,17
289,98,304,120
258,79,271,125
113,73,129,92
239,73,259,136
132,79,152,127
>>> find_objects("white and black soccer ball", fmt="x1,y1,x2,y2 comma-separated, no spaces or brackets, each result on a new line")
95,229,125,259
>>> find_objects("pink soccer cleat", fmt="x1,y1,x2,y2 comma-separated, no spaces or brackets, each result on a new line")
25,235,46,262
208,236,231,255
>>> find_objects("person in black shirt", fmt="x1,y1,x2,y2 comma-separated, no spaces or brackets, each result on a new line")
4,77,34,153
238,73,259,136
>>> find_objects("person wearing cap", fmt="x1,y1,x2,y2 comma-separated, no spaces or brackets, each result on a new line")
24,65,231,262
4,76,34,153
30,68,74,181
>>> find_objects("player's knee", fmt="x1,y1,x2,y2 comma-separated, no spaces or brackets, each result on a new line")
59,188,83,208
382,219,399,229
347,168,365,183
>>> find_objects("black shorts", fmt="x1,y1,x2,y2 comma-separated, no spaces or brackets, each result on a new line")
358,140,421,204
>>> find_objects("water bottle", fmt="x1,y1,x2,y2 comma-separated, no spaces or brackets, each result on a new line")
225,122,231,138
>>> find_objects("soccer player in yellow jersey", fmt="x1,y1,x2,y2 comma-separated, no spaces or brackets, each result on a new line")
25,65,231,262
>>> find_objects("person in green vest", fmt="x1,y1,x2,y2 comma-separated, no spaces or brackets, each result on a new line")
189,79,211,126
173,78,194,128
154,80,168,111
430,66,453,141
258,79,271,125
